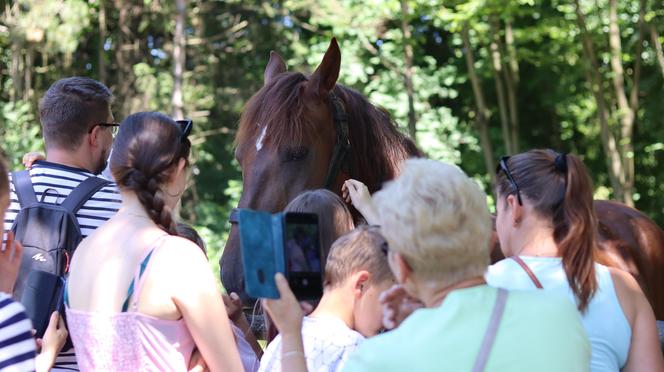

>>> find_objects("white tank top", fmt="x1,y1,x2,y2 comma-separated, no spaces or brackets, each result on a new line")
486,257,631,372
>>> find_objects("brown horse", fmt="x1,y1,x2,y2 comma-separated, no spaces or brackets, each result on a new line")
220,38,420,302
221,38,664,322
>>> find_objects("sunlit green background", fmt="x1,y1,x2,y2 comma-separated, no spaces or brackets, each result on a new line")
1,0,663,284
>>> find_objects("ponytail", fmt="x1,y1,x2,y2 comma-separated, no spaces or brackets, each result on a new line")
554,154,597,312
497,150,598,312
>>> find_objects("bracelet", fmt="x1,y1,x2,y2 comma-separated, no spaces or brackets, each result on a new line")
282,351,305,359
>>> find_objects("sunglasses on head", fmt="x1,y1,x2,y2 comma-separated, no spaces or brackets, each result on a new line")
495,156,523,205
175,119,193,141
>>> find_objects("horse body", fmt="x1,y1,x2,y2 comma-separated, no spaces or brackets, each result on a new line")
221,39,664,322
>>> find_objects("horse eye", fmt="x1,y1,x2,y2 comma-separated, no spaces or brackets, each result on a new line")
284,147,309,162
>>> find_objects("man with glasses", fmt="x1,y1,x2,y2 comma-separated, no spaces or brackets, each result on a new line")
3,77,123,371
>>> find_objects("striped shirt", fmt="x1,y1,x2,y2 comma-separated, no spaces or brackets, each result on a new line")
4,161,122,371
0,292,35,371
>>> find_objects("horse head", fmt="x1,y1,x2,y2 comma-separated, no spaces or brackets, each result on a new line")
221,39,420,301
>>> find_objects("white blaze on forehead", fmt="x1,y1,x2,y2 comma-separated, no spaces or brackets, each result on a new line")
256,124,267,152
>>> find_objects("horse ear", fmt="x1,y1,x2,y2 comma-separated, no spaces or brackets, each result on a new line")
307,38,341,98
264,51,287,86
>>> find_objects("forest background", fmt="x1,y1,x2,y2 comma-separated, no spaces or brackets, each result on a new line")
1,0,664,280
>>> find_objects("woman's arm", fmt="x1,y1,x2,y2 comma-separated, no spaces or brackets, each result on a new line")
166,239,244,372
610,268,664,372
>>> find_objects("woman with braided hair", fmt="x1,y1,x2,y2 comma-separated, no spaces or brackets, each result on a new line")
486,149,664,372
65,112,243,371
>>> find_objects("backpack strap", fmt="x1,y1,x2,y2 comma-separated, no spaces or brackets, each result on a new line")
472,288,509,372
510,256,544,289
60,176,111,214
11,170,38,208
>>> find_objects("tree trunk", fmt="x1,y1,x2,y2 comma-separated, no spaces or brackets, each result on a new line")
574,0,626,202
489,20,512,155
462,24,496,186
172,0,186,119
98,0,107,84
400,0,417,144
651,25,664,80
504,20,519,152
608,0,635,206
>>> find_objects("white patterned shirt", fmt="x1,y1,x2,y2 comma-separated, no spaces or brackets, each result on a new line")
259,315,364,372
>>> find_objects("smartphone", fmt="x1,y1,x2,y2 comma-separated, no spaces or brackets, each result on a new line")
238,210,323,301
282,212,323,300
238,209,283,299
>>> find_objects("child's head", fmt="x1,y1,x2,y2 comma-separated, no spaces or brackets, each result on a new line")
324,225,394,337
285,189,355,262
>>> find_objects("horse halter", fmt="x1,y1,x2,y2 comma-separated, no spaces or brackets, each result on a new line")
228,91,353,225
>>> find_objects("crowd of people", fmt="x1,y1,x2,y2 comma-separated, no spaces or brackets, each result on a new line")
0,76,663,372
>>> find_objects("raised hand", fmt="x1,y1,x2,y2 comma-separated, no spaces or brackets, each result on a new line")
380,284,425,330
342,179,379,224
22,152,45,169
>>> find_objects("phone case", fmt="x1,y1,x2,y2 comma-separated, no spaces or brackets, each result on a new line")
238,209,285,299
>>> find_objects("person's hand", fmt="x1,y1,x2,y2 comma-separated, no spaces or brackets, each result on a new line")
35,312,68,372
261,273,303,336
380,284,425,330
0,231,23,293
342,179,379,224
22,152,45,169
222,292,244,323
187,348,209,372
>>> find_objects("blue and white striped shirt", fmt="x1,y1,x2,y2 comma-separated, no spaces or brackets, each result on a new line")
3,160,122,371
0,292,35,371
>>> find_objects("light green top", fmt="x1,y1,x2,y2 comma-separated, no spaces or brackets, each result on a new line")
343,285,590,372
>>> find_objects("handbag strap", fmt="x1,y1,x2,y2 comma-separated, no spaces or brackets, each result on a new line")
510,256,544,289
471,288,509,372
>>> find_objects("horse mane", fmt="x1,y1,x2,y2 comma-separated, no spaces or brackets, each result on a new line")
236,72,421,192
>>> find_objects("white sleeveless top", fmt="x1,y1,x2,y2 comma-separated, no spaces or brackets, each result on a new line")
486,257,630,372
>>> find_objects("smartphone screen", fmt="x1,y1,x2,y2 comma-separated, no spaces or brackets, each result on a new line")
283,212,323,300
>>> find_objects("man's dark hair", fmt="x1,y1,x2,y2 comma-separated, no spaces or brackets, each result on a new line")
39,77,113,151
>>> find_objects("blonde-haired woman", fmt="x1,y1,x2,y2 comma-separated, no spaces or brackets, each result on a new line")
265,159,592,372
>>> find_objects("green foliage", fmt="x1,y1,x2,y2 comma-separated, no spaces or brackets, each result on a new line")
1,0,664,277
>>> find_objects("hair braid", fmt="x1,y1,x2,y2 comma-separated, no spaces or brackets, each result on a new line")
124,168,178,235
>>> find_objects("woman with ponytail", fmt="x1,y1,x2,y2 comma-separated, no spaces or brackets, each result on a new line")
486,149,663,372
65,112,243,371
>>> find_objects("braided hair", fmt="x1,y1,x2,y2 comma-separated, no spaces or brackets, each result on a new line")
110,112,191,235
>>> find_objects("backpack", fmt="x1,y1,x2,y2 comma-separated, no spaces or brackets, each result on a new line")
10,170,110,300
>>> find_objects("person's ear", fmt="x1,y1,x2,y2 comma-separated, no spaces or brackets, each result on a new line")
388,252,412,285
506,194,523,227
88,126,101,148
352,270,370,299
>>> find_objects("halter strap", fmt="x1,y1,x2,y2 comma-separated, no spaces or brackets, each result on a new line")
472,288,509,372
324,91,352,190
510,256,544,289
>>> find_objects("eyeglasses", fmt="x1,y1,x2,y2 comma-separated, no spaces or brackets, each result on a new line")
175,119,193,141
89,122,120,136
495,156,523,205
